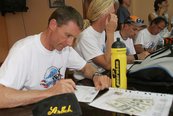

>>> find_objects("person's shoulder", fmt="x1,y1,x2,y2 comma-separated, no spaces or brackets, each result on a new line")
139,28,147,34
118,5,128,12
79,26,99,40
12,33,40,51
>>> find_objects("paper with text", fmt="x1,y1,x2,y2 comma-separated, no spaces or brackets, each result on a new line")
89,88,173,116
75,85,99,103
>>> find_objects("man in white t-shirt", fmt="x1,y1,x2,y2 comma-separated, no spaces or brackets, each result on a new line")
0,6,111,109
114,16,150,63
134,17,167,54
74,0,118,80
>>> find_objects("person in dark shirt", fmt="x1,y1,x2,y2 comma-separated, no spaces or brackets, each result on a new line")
117,0,131,30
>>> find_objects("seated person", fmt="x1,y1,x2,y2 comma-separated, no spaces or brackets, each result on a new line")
0,6,111,109
117,0,131,30
148,0,172,35
134,17,167,54
114,16,150,64
74,0,117,80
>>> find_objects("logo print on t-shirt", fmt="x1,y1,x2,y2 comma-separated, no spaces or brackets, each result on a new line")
40,66,63,88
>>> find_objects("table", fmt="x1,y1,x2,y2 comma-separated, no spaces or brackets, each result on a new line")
0,79,173,116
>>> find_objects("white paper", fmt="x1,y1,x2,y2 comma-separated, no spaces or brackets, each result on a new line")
74,85,99,103
89,88,173,116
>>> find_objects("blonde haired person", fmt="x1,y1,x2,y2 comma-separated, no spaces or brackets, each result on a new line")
74,0,118,80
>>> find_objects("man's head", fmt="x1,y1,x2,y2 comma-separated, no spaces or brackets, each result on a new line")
121,16,146,39
149,16,167,35
48,6,83,30
154,0,168,12
118,0,131,7
47,6,83,51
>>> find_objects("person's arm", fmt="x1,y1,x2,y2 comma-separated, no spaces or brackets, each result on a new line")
80,63,111,90
0,79,76,109
134,44,145,54
127,51,150,64
92,14,118,70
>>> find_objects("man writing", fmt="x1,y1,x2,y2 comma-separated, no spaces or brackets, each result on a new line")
0,6,110,109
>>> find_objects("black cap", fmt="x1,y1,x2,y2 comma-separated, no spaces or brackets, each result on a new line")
32,93,82,116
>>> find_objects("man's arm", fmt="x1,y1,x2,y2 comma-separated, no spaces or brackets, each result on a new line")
0,79,76,109
80,63,111,90
0,84,49,108
127,51,150,64
92,14,117,70
134,44,146,54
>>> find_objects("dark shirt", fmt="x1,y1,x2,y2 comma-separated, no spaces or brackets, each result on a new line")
117,5,130,30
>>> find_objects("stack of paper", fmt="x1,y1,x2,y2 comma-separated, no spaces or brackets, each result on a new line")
74,85,173,116
89,88,173,116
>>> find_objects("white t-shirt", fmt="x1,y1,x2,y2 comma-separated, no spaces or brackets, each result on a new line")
114,31,136,55
0,33,86,90
134,28,160,50
74,26,106,80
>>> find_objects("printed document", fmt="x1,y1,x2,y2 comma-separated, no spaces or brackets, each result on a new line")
89,88,173,116
74,85,99,103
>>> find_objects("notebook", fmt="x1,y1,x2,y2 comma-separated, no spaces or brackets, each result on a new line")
89,88,173,116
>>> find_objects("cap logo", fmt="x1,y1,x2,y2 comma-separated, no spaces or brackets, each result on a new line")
47,105,73,115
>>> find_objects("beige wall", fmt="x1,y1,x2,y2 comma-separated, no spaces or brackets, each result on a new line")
0,16,9,63
5,0,83,48
131,0,173,25
1,0,173,62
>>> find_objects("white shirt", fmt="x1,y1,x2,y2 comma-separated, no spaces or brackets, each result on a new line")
114,31,136,55
134,28,160,50
0,33,86,90
74,26,106,80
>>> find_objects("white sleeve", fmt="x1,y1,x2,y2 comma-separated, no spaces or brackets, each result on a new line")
66,47,86,70
128,40,136,55
0,47,29,90
134,32,145,45
77,35,104,61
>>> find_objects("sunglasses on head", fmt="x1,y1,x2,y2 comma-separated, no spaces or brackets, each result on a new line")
125,17,144,24
135,18,144,23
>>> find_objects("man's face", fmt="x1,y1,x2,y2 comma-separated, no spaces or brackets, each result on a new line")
160,1,169,11
127,24,140,39
150,21,166,35
50,21,81,51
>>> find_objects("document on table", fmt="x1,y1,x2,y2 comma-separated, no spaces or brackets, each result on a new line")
89,88,173,116
74,85,99,103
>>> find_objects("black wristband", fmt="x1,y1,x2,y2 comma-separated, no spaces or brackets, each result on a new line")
134,54,138,60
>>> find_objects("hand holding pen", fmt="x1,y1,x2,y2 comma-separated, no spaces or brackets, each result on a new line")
46,78,77,97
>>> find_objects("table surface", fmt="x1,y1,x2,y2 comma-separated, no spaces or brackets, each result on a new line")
0,79,173,116
0,101,173,116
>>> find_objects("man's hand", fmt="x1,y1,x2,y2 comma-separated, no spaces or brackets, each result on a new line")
46,79,76,96
93,75,111,90
138,51,150,60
